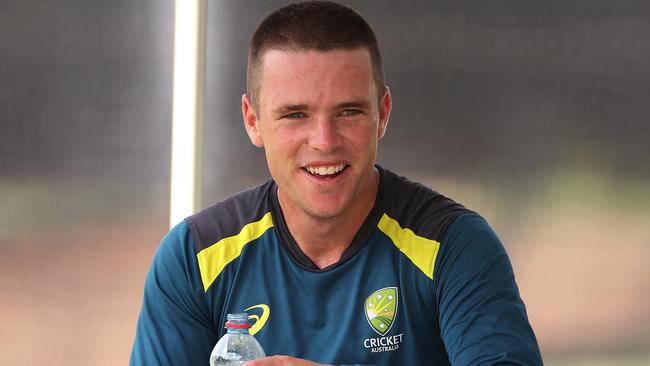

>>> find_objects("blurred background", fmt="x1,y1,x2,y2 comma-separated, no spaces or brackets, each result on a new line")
1,0,648,365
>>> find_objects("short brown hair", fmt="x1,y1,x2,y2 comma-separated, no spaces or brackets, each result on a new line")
247,1,385,108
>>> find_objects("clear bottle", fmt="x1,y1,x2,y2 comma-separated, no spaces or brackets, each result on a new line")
209,313,266,366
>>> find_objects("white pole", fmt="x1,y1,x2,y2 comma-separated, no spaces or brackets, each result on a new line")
169,0,206,227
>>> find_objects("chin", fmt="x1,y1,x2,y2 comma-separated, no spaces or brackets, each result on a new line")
303,201,348,220
307,210,344,221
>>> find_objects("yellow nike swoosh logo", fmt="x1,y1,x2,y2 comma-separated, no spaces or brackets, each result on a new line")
245,304,270,335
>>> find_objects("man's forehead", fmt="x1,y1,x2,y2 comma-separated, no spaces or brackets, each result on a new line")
258,48,374,89
259,47,373,71
257,48,376,110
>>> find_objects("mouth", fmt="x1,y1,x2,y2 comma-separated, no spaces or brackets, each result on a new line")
302,163,348,179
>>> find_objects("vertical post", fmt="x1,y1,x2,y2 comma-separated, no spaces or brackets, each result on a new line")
169,0,206,227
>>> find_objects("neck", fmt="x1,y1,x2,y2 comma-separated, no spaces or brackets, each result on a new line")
278,169,379,269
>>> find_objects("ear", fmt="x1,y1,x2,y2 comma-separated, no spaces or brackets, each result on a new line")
377,86,392,139
242,94,264,147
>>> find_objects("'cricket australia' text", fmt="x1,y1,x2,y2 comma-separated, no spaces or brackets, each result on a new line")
363,333,404,353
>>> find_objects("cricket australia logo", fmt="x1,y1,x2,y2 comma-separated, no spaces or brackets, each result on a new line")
363,287,404,353
364,287,397,335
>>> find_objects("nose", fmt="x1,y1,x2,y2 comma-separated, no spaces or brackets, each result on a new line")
308,116,342,153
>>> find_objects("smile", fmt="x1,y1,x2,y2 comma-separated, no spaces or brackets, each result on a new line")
303,164,347,178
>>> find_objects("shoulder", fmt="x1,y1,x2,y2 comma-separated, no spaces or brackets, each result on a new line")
377,166,475,243
156,219,195,260
374,167,476,280
436,214,507,271
184,180,275,253
442,213,500,247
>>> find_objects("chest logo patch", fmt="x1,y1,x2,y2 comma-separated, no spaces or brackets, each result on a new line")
244,304,270,335
364,287,398,336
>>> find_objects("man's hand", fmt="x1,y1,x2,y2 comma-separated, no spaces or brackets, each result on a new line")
244,355,331,366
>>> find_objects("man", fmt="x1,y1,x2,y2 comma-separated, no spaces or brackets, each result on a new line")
131,1,543,365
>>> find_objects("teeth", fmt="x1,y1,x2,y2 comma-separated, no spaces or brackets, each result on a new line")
305,164,346,176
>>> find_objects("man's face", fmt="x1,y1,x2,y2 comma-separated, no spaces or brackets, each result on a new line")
242,48,391,221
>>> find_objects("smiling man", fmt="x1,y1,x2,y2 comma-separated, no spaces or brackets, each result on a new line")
130,2,543,365
242,47,390,270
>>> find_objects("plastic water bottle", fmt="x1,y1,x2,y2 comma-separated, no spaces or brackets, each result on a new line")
209,313,266,365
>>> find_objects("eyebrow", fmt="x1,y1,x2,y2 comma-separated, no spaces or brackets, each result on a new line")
335,100,371,110
272,104,308,115
271,100,372,115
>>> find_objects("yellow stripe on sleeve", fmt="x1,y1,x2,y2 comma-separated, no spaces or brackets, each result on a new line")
377,213,440,280
196,212,274,291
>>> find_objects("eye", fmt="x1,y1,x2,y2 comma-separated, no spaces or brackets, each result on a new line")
340,109,361,117
284,111,306,119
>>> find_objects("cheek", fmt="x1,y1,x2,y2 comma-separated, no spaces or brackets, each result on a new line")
263,149,285,180
263,130,300,163
269,126,305,152
348,125,379,152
